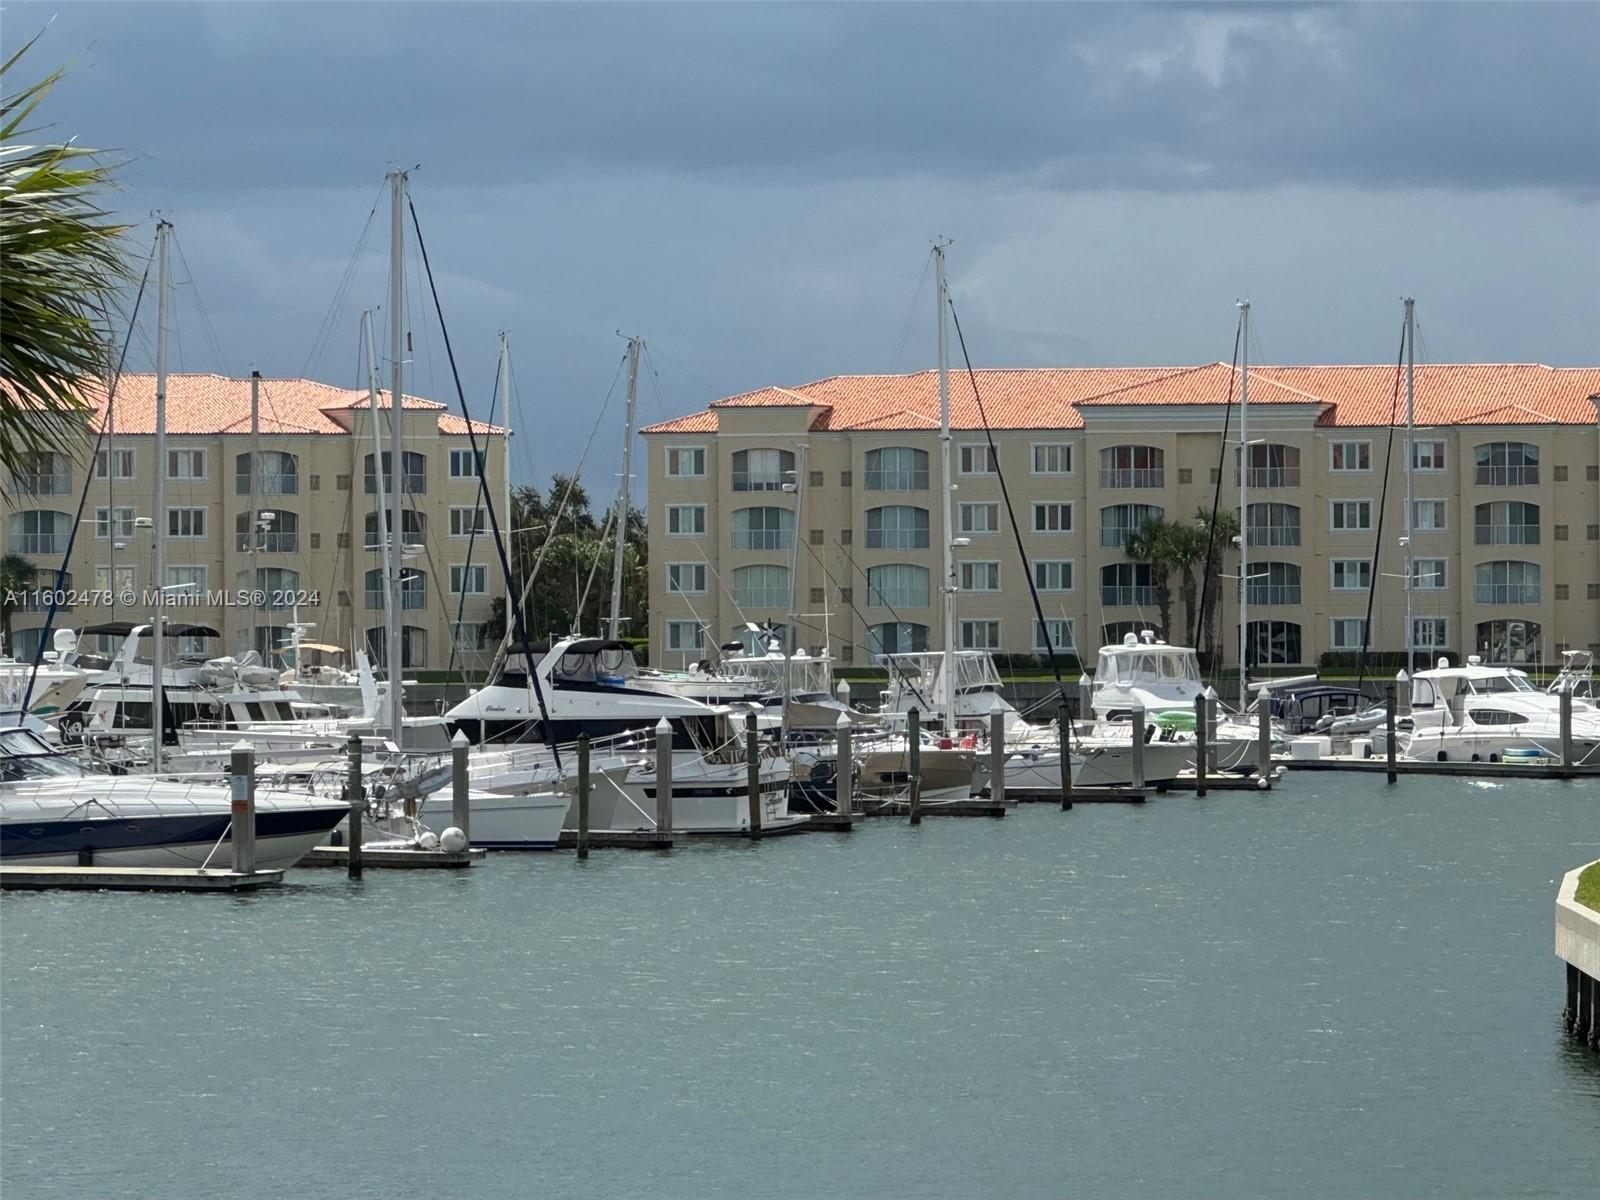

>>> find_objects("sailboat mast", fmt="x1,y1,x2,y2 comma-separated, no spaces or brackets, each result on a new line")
935,242,956,728
362,310,394,674
1236,299,1251,712
386,170,408,744
151,220,171,772
499,331,512,599
607,337,641,640
1403,296,1416,676
249,369,261,658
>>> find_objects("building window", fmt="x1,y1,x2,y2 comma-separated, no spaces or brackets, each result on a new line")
450,564,488,595
866,563,930,608
1411,559,1447,591
960,561,1000,592
1474,501,1539,545
235,509,298,553
1236,443,1300,488
1101,503,1162,549
1101,562,1156,607
1031,443,1072,475
666,504,706,536
94,506,136,540
960,619,1001,650
365,510,426,550
1410,441,1446,472
665,446,706,478
1474,560,1540,606
166,565,207,599
1330,559,1371,591
864,506,931,549
666,620,706,653
1034,560,1073,592
1329,500,1372,532
365,625,428,669
256,567,303,611
1554,525,1569,541
957,502,999,535
1245,620,1302,665
731,506,794,551
449,506,488,538
364,567,426,611
1245,562,1301,606
958,444,997,475
731,564,789,608
1475,619,1541,665
1474,442,1538,486
11,451,70,495
1330,441,1370,472
1033,502,1072,534
809,470,823,488
449,447,486,478
1035,619,1075,654
95,447,135,480
666,563,707,595
1099,445,1164,489
452,622,488,653
731,448,794,492
167,448,207,480
93,564,135,593
869,621,928,656
1554,584,1569,601
236,451,298,495
167,507,207,539
863,446,931,490
1408,499,1447,533
1411,618,1449,650
364,451,427,495
1330,618,1370,650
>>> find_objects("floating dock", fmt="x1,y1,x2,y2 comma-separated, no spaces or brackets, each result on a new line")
557,830,673,850
0,866,285,892
1009,787,1148,804
1283,757,1600,780
854,798,1008,818
296,846,487,869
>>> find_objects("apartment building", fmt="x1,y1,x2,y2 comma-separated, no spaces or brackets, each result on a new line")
3,373,508,671
643,363,1600,672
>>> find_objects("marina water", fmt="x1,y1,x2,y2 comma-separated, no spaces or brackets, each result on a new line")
3,773,1597,1198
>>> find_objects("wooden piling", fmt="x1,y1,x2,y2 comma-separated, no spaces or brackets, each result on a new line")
1385,684,1398,785
655,718,674,840
745,713,763,840
229,741,256,876
450,729,471,844
1129,703,1146,791
989,702,1007,807
345,732,364,879
576,733,591,860
1193,692,1209,798
1566,962,1581,1034
1057,700,1074,811
1257,700,1273,778
907,707,922,825
1560,685,1575,769
835,711,854,817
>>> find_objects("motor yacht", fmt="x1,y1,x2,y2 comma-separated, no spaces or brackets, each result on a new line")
1401,656,1600,764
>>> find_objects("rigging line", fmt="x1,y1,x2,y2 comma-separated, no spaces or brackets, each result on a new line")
302,180,385,378
447,352,502,682
22,255,154,708
1354,320,1408,690
888,251,936,374
408,195,562,767
1196,319,1243,693
170,230,230,376
815,536,933,711
577,504,617,627
947,294,1076,720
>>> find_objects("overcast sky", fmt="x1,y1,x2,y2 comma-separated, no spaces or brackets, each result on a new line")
14,1,1598,496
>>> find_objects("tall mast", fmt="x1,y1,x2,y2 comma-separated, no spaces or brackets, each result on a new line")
1236,300,1250,712
249,369,261,657
607,336,641,640
151,221,171,771
498,331,512,601
935,242,956,728
361,310,394,674
1403,296,1416,676
781,441,808,741
386,170,407,744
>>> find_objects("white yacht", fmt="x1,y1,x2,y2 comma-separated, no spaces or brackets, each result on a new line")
0,630,91,719
1401,656,1600,764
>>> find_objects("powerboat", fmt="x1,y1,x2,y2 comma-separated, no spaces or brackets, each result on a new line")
1401,656,1600,764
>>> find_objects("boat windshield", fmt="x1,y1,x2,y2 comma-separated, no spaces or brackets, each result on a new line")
1466,674,1535,695
0,729,86,780
1102,650,1200,685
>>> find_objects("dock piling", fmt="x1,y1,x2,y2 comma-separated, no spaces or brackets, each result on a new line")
1194,693,1209,797
1566,962,1581,1034
655,717,674,840
576,733,591,860
836,711,854,817
345,732,364,879
1560,684,1575,769
450,729,470,844
989,698,1007,807
1129,703,1146,791
745,713,763,840
1257,699,1272,779
907,707,922,825
1385,684,1398,785
229,741,256,876
1058,699,1074,811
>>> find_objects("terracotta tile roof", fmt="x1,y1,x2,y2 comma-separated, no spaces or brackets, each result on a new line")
641,364,1600,434
74,374,506,436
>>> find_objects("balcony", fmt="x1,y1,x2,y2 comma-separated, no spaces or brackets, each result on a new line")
1474,465,1538,486
1246,584,1302,606
12,472,70,496
14,534,67,556
1475,585,1540,606
1236,467,1300,488
1101,585,1157,607
1473,523,1540,546
1099,468,1164,489
863,468,928,491
731,472,786,492
731,530,792,551
1246,525,1301,547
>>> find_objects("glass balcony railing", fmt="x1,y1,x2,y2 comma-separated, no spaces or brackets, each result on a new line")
1474,465,1538,486
1235,467,1300,488
1099,468,1164,489
1101,585,1157,607
1245,584,1302,606
1475,585,1540,605
1246,525,1301,547
1473,524,1540,546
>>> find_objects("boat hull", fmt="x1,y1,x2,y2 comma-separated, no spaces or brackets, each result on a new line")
415,789,567,850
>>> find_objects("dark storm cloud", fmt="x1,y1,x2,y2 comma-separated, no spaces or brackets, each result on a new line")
17,2,1599,195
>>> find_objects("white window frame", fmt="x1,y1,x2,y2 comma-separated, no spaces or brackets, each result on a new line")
95,447,135,480
665,446,707,479
448,506,487,538
959,619,1002,650
93,506,136,540
1407,498,1448,534
448,447,486,478
1030,443,1072,476
165,565,207,598
166,447,207,481
1033,560,1074,592
1411,617,1449,650
450,564,488,595
94,564,136,593
1032,502,1072,534
1411,558,1447,591
1409,440,1446,472
167,507,207,539
1330,559,1372,591
666,504,707,537
1329,441,1371,473
666,620,706,653
960,561,1001,592
1329,499,1372,532
959,502,1000,535
1329,617,1370,650
957,443,997,475
1034,618,1075,653
666,562,707,595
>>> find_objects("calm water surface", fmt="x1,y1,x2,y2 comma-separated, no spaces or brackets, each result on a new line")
3,773,1597,1198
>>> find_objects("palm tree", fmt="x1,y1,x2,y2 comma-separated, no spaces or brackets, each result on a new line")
1124,516,1177,640
0,38,128,481
1194,506,1241,667
0,552,38,653
1163,521,1211,647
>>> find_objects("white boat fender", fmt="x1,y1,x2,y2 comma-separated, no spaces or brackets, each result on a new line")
439,827,468,853
417,830,441,851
